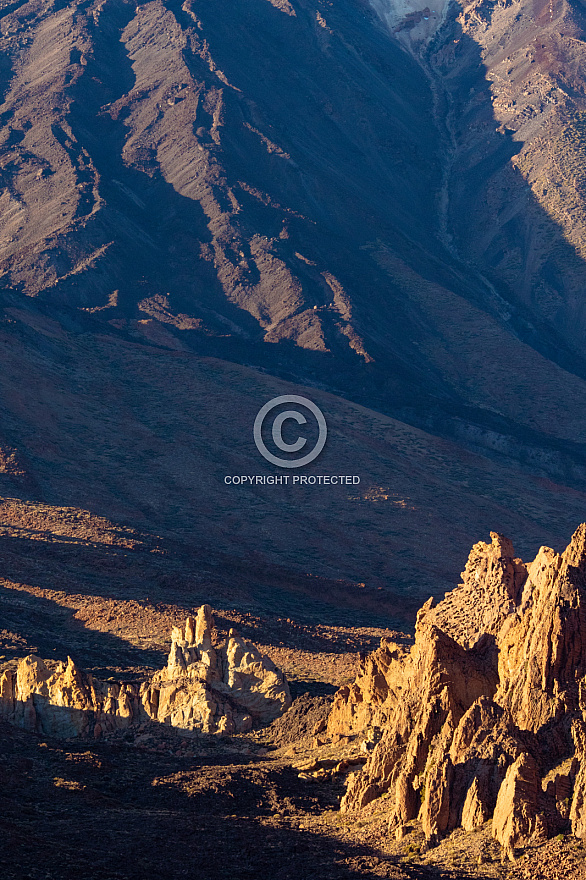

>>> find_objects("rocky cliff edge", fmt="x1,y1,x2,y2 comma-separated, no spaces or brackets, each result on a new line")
326,526,586,858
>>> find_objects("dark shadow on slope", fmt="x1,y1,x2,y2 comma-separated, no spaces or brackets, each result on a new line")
0,528,415,666
0,565,169,671
0,718,497,880
4,0,586,610
166,0,586,386
423,2,586,370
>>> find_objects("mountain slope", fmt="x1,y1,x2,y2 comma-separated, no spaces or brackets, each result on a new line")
2,0,586,439
2,0,586,614
1,303,586,612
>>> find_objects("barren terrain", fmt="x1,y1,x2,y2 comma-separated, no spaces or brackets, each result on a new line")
3,0,586,876
2,574,586,879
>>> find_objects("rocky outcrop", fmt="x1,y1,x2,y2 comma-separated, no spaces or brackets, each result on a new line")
491,754,549,857
0,605,290,738
145,605,291,734
0,653,141,739
424,532,527,649
328,526,586,857
570,720,586,840
337,620,499,820
496,532,586,732
326,640,410,741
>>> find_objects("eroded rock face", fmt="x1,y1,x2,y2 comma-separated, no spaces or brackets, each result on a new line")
0,654,142,739
329,526,586,856
337,619,499,820
425,532,527,649
491,754,549,856
497,531,586,732
146,605,291,734
0,605,290,738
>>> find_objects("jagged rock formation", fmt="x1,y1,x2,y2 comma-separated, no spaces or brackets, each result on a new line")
0,605,290,737
424,532,527,649
327,526,586,857
0,652,140,739
146,605,291,733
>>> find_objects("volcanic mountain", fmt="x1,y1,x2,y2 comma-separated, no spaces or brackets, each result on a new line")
2,0,586,613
